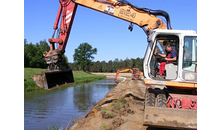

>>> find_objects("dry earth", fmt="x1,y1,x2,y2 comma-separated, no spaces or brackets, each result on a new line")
67,76,149,130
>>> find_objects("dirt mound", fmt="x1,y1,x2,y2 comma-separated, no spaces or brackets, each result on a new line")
68,78,148,130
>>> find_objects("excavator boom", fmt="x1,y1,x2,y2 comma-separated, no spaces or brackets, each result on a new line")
73,0,168,32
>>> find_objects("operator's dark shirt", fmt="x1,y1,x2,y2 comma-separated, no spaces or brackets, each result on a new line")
166,50,177,58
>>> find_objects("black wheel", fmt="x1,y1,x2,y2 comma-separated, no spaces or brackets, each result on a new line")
145,92,155,107
156,94,167,108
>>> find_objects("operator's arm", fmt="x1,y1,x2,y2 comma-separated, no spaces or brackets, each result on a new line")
165,57,176,61
156,53,166,58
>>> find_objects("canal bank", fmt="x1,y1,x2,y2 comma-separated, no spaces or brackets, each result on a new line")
24,68,106,92
68,77,147,130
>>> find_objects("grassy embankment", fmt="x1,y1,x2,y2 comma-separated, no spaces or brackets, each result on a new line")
24,68,106,92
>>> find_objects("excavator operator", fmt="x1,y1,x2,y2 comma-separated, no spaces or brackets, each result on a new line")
156,42,177,76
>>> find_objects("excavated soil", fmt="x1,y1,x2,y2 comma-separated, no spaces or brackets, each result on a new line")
68,78,149,130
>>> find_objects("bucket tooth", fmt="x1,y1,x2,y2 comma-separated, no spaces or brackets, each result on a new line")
32,68,74,90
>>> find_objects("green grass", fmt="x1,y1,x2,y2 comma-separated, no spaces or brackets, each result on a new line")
100,123,108,130
24,68,106,92
46,124,59,130
24,68,46,92
113,98,127,111
73,71,105,83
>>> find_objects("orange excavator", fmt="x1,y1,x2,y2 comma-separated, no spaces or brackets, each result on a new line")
114,68,141,83
32,0,171,90
32,0,197,129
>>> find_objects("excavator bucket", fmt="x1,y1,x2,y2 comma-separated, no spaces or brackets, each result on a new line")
144,106,197,129
32,69,74,90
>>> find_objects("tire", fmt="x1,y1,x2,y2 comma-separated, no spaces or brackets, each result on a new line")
145,93,155,107
156,94,167,108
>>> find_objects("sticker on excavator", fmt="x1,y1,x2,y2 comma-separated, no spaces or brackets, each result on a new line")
32,69,74,90
104,6,114,14
144,106,197,129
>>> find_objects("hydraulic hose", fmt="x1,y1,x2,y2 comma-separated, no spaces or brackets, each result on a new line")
117,0,172,29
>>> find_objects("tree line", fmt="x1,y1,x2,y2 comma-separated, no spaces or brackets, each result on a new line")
71,42,143,72
68,57,143,72
24,39,143,72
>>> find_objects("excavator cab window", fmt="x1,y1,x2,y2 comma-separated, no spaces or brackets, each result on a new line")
183,36,197,72
149,35,179,80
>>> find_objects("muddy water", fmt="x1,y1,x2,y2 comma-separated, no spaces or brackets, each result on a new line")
24,78,116,130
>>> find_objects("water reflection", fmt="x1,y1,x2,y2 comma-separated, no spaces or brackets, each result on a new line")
73,83,96,111
24,78,116,130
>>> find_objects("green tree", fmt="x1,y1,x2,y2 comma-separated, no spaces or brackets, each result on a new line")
24,39,69,69
94,61,102,72
129,58,135,68
112,58,119,72
101,61,107,72
73,43,97,71
34,41,48,68
24,39,28,67
107,60,113,72
24,42,37,67
134,57,143,71
24,39,50,68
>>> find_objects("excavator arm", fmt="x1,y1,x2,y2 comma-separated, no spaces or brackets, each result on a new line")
45,0,171,69
115,68,142,83
115,69,133,83
33,0,171,89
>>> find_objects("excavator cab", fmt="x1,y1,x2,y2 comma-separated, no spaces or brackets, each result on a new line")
144,29,197,83
143,29,197,129
149,34,179,80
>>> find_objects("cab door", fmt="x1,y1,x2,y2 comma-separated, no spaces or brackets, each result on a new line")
181,36,197,82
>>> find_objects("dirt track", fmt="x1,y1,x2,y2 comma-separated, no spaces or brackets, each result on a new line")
68,75,148,130
92,72,132,77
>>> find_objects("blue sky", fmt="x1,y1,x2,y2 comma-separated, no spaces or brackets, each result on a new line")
24,0,197,63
